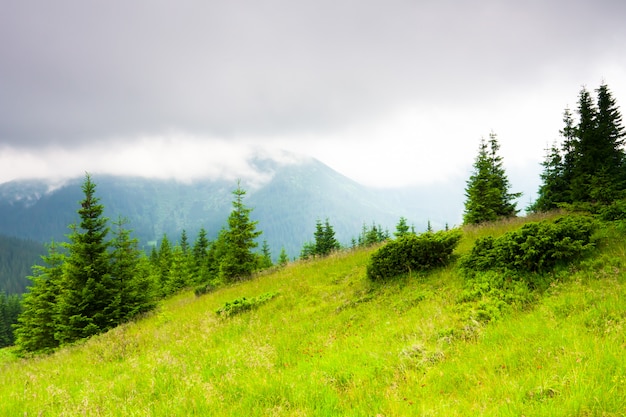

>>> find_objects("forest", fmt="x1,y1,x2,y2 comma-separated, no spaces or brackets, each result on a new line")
1,81,624,357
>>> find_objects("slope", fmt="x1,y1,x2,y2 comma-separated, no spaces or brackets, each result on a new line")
2,214,626,415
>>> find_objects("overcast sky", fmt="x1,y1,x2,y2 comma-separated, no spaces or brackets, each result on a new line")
1,0,625,194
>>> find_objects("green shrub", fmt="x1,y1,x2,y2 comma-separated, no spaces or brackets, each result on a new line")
366,230,462,281
194,282,216,297
216,292,278,317
460,215,596,276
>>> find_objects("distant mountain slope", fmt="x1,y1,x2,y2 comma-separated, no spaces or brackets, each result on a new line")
0,156,463,265
0,235,45,294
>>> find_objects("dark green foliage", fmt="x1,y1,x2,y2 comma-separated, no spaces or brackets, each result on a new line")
457,215,596,323
16,175,159,353
366,230,462,281
14,241,65,352
193,282,216,297
460,215,596,279
109,217,156,323
301,218,340,259
464,133,521,224
394,217,411,238
216,292,278,317
0,291,21,347
154,234,173,296
258,240,273,269
192,228,210,283
314,219,340,256
278,247,289,266
532,84,626,211
0,235,45,294
354,222,389,247
55,174,115,344
218,181,262,282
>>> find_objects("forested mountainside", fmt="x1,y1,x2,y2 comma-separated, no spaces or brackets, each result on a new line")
0,157,460,263
0,235,45,294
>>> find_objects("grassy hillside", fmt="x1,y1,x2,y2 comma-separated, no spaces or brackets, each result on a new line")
2,213,626,416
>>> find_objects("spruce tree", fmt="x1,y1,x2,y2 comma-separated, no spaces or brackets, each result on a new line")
219,181,262,282
192,228,210,283
394,217,410,238
109,217,155,321
55,174,114,344
313,218,340,256
155,234,173,296
464,133,520,224
0,291,22,348
533,83,626,211
15,240,64,352
591,83,626,202
530,142,567,212
571,87,599,202
278,247,289,266
259,240,273,269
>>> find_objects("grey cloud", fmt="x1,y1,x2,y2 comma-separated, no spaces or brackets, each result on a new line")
1,0,625,147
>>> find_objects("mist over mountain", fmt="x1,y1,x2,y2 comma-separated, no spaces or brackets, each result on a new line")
0,155,465,293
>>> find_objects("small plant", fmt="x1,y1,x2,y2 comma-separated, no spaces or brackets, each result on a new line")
366,230,461,281
216,292,278,317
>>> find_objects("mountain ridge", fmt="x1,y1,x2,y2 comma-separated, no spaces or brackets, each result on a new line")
0,155,464,294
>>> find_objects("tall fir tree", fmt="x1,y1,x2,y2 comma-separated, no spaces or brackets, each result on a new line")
464,133,520,224
55,174,115,344
571,87,599,202
219,181,262,282
591,83,626,202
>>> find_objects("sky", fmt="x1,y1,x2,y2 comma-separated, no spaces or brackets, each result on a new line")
1,0,626,197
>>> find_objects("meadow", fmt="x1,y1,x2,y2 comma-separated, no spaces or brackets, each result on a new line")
2,213,626,416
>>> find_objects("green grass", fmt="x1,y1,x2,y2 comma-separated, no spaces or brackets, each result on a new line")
2,215,626,416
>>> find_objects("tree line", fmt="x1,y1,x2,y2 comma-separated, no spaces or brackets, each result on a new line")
463,82,625,224
12,176,270,353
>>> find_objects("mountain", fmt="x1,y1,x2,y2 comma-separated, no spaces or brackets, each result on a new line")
0,235,46,294
0,156,464,280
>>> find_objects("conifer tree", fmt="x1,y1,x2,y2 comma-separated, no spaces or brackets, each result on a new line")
166,245,191,294
532,83,626,211
109,217,155,321
0,291,21,348
179,229,190,255
394,217,411,238
155,234,173,295
219,181,262,282
278,247,289,266
14,242,64,352
192,228,210,283
313,218,340,256
530,141,567,212
259,240,273,269
464,133,520,224
55,174,114,344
